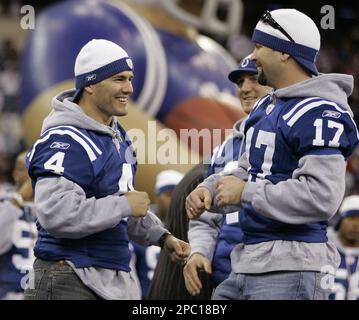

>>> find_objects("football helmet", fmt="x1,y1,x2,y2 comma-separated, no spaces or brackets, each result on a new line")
131,0,243,37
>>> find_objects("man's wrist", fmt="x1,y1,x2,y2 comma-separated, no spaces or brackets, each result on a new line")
11,192,24,208
158,231,172,248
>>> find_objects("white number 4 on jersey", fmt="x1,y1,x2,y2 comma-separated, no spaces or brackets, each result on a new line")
44,152,65,174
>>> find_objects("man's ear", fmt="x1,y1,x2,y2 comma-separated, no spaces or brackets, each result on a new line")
280,52,291,62
84,85,94,95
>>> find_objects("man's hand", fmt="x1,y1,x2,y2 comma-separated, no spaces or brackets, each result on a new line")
125,191,150,217
215,176,246,207
185,188,212,219
18,178,34,202
11,178,34,209
183,253,212,296
163,234,190,262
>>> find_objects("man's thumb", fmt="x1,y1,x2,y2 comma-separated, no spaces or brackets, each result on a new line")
204,190,212,210
203,260,212,274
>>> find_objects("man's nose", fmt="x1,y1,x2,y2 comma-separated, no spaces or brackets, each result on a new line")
122,81,133,95
251,49,258,61
241,78,252,92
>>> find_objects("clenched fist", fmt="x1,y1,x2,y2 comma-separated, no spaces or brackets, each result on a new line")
162,234,191,262
185,187,212,219
125,191,150,217
215,176,246,207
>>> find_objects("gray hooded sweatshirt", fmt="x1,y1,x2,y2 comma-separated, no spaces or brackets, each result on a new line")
188,118,245,260
32,89,167,299
198,74,357,275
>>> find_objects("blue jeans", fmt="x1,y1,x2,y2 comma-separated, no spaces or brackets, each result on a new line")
213,271,333,300
24,259,100,300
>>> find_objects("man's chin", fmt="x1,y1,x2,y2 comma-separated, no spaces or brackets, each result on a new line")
115,108,128,117
242,103,253,113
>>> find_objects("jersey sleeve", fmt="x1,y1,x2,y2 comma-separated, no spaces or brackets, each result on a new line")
207,135,242,177
282,103,359,159
27,130,96,187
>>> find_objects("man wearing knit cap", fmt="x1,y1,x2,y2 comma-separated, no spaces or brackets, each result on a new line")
25,39,190,300
186,9,359,299
184,56,271,297
328,195,359,300
131,169,183,298
154,170,184,222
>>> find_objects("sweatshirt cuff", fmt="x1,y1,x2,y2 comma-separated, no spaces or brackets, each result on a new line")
147,225,169,246
241,181,258,204
4,200,23,219
117,196,133,218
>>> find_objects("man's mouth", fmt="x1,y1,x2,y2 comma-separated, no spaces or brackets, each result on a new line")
117,97,128,103
243,96,257,102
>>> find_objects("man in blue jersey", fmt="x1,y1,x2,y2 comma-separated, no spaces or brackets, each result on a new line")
186,9,359,300
0,151,37,300
25,39,190,300
329,195,359,300
183,57,271,296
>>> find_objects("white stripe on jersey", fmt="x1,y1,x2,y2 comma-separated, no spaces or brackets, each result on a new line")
283,98,359,139
41,125,102,155
252,94,270,112
287,100,340,127
336,268,348,279
222,160,239,174
282,97,320,121
286,99,359,140
29,129,98,162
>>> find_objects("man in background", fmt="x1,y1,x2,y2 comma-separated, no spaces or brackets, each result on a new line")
0,151,37,300
329,195,359,300
132,169,184,299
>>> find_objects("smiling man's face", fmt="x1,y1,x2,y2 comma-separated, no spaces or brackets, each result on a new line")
236,73,271,113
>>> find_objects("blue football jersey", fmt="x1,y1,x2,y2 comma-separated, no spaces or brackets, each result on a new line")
241,95,359,244
330,249,359,300
0,203,37,299
27,124,136,197
27,123,137,271
208,131,244,286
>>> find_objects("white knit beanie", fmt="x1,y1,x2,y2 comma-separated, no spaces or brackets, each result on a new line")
252,9,321,75
155,170,184,195
73,39,133,101
335,195,359,230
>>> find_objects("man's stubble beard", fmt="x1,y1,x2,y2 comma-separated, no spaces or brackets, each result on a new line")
258,70,268,86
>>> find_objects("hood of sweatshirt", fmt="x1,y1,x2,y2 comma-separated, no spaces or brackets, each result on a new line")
274,73,354,116
41,89,119,136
